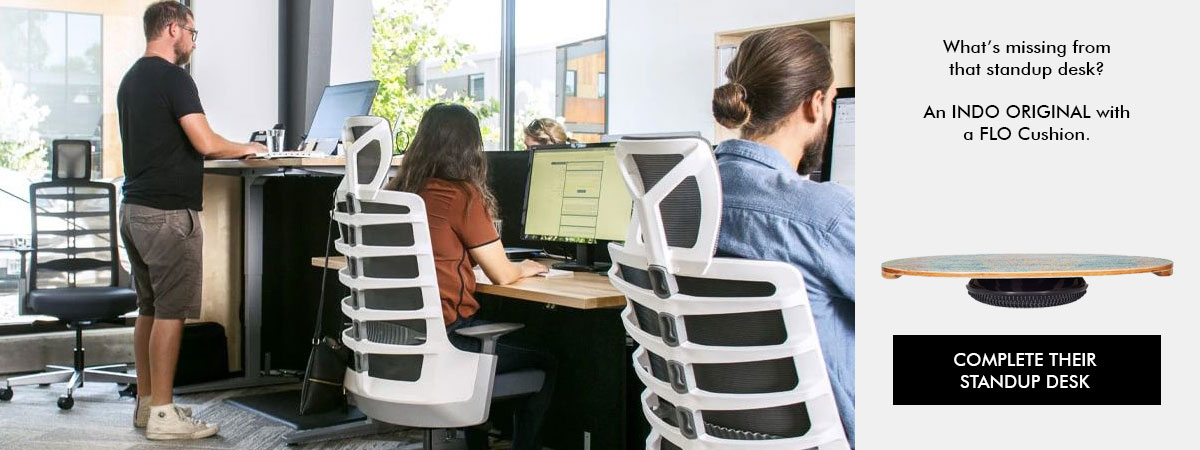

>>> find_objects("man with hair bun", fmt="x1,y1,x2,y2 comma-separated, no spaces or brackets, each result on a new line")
711,25,855,446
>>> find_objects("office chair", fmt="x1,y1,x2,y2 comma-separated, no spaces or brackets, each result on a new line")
0,140,138,410
290,116,544,448
607,136,850,450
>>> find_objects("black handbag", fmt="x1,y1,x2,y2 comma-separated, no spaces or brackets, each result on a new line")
299,209,353,415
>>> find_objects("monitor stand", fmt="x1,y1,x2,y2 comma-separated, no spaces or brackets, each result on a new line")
552,244,611,273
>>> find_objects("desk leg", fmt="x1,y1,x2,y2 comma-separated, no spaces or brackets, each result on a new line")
176,174,296,394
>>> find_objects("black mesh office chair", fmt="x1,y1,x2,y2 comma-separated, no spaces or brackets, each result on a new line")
607,136,849,449
0,140,138,410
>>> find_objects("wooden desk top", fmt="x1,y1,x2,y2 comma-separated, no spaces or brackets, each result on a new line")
881,254,1174,279
312,256,626,310
204,155,403,170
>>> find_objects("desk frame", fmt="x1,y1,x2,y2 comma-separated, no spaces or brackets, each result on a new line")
182,161,377,393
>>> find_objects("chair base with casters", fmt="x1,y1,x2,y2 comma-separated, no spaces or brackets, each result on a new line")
1,321,138,410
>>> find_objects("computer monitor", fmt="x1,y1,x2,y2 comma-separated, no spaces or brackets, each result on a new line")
522,143,633,271
819,87,854,190
303,80,380,151
486,150,540,250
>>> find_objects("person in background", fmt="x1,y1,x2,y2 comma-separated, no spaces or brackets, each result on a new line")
522,118,575,148
711,25,855,446
384,103,554,450
117,0,264,441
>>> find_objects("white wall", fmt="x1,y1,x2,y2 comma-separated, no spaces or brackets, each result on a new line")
190,0,279,139
330,0,374,84
608,0,853,141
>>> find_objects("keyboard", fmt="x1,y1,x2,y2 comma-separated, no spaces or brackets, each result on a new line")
261,151,327,159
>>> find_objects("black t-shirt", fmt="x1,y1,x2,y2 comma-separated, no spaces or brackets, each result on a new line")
117,56,206,211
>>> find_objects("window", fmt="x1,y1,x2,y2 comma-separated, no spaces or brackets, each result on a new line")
564,70,577,97
514,0,608,148
373,0,503,150
0,8,103,179
468,73,485,102
372,0,609,151
0,1,167,328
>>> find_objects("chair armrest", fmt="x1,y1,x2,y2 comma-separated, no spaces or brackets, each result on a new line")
454,322,524,354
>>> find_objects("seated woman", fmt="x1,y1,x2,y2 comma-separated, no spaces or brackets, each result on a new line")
384,103,554,450
522,117,575,148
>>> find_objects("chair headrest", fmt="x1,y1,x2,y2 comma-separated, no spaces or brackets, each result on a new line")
342,116,393,201
613,136,720,274
51,140,92,181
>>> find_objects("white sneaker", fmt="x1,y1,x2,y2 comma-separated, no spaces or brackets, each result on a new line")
134,397,192,428
145,404,218,440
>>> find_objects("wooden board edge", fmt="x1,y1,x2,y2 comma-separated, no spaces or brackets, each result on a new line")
879,262,1175,279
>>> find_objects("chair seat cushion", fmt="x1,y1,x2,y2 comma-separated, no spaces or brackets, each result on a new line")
29,286,137,321
492,370,545,400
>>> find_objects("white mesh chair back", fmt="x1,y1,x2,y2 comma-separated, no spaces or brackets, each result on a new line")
335,116,499,428
27,140,120,313
608,136,850,450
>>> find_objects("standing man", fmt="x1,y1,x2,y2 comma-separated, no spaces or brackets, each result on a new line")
117,1,263,440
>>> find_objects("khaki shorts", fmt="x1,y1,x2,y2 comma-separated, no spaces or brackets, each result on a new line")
119,203,203,319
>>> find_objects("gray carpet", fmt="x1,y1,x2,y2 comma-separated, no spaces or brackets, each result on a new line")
0,379,478,450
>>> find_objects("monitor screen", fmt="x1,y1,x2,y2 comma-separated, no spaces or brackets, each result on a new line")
821,87,855,190
522,144,633,244
305,80,380,143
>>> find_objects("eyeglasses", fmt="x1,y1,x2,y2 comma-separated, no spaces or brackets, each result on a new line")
179,24,198,42
526,119,545,135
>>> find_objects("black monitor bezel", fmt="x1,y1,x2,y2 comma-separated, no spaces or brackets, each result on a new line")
819,86,854,182
520,142,625,244
304,80,381,142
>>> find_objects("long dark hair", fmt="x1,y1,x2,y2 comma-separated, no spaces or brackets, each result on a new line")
384,103,498,219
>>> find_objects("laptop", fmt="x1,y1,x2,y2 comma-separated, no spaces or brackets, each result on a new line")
263,80,380,159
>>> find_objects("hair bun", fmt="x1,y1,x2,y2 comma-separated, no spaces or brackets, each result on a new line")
712,82,752,129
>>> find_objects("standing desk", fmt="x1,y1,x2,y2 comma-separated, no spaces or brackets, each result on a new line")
184,157,401,393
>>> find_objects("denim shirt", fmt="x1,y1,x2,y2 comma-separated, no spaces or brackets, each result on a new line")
714,139,855,445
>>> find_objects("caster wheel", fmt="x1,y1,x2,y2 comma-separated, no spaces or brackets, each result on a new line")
1,387,12,401
57,395,74,410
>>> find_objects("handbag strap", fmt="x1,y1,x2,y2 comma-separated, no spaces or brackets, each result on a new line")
312,194,337,343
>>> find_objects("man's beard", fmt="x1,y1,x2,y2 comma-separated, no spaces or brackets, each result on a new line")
797,125,826,175
174,41,192,65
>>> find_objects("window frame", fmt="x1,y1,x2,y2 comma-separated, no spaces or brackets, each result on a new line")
499,0,609,150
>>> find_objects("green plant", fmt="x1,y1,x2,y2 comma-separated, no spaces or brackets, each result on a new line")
372,0,500,152
0,64,49,176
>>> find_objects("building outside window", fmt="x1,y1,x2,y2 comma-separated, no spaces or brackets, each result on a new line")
514,0,607,147
375,0,609,150
555,36,606,141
